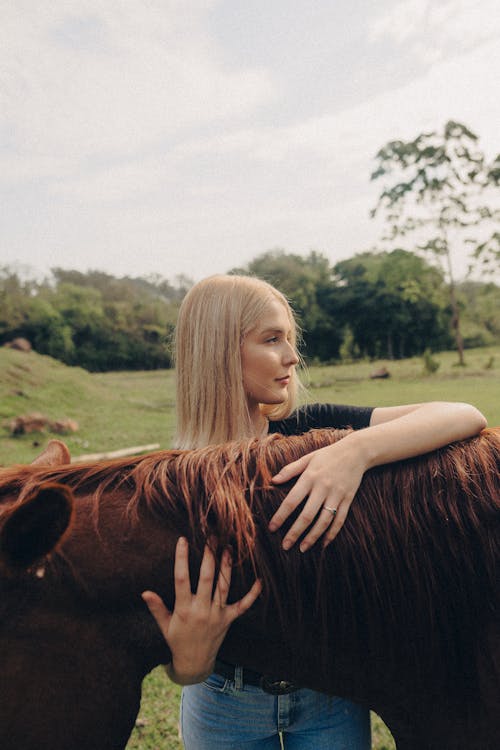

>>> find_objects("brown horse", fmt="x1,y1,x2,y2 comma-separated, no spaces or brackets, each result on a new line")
0,428,499,750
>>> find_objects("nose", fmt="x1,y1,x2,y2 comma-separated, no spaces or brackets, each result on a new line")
283,341,299,366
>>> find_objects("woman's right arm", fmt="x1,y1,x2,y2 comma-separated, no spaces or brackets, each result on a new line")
142,537,262,685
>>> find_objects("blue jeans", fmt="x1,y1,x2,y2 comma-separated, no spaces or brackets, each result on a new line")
180,669,371,749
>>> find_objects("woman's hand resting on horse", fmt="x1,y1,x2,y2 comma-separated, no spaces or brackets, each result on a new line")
267,402,487,552
142,537,262,685
269,435,367,553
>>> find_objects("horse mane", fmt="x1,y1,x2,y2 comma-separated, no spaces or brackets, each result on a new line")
1,425,498,573
1,427,499,710
0,428,349,563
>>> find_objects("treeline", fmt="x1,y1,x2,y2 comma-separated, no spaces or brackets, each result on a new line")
0,268,190,371
1,251,499,371
231,249,500,362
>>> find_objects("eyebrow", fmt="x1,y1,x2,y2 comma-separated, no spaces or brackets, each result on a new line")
258,327,287,336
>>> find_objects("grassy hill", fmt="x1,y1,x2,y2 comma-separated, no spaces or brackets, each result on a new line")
0,347,175,465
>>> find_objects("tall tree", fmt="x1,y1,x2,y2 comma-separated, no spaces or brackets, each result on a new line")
371,121,500,365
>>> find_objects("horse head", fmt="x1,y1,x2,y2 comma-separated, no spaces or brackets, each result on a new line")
0,441,73,577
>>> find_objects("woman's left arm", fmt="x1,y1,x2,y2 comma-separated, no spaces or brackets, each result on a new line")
269,401,487,552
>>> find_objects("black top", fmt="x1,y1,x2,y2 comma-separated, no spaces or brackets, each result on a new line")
269,402,374,436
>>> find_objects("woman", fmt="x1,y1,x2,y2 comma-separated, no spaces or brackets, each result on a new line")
143,273,486,749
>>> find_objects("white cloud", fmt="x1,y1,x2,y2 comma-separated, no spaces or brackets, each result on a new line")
1,1,499,284
371,0,500,63
166,34,500,183
1,1,273,162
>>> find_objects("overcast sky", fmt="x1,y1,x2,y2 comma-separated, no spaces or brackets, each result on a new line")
2,0,500,283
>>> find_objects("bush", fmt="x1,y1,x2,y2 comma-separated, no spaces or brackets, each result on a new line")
422,348,440,374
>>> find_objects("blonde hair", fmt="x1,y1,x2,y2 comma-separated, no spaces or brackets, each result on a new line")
174,274,301,448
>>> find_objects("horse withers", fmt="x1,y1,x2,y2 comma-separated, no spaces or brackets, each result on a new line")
0,429,499,750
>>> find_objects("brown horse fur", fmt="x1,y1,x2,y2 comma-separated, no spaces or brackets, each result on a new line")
0,427,499,750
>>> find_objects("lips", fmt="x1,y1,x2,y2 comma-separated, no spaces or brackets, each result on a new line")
276,376,290,384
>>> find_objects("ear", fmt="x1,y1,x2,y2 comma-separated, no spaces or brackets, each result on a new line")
0,483,74,572
31,439,71,466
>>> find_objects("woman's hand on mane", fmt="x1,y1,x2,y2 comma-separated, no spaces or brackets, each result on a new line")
268,401,487,552
269,438,366,552
142,537,262,685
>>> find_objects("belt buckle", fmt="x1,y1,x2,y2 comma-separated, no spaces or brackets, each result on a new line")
259,675,299,695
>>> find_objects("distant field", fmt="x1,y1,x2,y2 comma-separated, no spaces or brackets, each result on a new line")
0,348,176,465
1,345,499,466
1,345,498,748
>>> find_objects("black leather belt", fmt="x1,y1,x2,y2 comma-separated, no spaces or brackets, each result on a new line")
214,659,300,695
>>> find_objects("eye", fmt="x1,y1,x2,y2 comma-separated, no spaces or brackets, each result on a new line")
265,335,279,343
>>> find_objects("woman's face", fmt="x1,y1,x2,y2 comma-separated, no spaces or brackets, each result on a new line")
241,299,299,411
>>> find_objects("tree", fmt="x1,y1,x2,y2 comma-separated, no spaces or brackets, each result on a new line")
457,279,500,347
331,250,450,359
371,120,500,365
0,267,29,337
0,266,188,371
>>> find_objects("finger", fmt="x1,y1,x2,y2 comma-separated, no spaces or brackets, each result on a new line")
226,579,262,621
298,506,339,552
268,475,313,531
322,502,350,548
279,490,327,548
271,454,312,484
173,537,193,609
214,548,232,606
141,591,173,636
196,543,217,603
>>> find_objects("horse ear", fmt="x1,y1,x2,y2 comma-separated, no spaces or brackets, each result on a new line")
0,483,74,572
31,439,71,466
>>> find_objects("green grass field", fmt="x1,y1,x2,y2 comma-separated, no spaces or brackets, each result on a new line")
1,344,499,748
1,345,498,467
